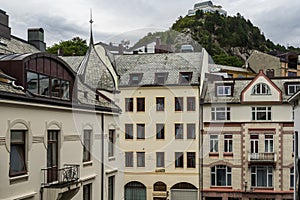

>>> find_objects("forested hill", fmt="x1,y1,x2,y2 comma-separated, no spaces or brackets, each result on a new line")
134,11,300,67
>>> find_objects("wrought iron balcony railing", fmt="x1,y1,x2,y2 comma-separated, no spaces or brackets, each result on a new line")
248,152,277,163
42,164,80,187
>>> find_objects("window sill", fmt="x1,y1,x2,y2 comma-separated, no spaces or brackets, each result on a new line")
210,186,232,189
83,161,93,167
10,173,29,184
209,152,219,157
223,152,233,157
290,188,294,191
251,187,274,191
108,157,116,162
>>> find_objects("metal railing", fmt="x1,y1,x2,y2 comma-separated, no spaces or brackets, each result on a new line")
42,164,80,186
248,152,277,162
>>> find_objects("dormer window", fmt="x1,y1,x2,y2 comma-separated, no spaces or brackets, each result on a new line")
129,73,143,85
179,72,192,84
252,83,270,95
155,73,168,85
288,84,300,95
217,85,231,96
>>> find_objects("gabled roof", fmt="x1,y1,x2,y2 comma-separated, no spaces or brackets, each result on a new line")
0,35,39,54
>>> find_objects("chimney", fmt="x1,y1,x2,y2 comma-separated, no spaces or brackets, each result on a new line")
156,36,161,46
0,9,11,39
144,45,148,53
118,43,124,55
28,28,46,52
57,48,64,56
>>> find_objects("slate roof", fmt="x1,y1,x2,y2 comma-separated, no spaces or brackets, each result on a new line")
208,64,249,73
115,52,205,86
204,76,300,103
0,35,39,55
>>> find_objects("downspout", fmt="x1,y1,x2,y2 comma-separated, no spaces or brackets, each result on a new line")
101,113,104,200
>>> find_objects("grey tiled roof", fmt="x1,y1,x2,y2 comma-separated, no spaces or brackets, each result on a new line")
115,52,204,86
0,81,25,95
209,64,249,73
204,77,300,103
0,36,39,55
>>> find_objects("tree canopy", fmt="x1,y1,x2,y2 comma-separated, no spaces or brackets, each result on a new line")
46,37,88,56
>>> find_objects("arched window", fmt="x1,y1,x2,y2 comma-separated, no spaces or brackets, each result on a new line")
153,181,167,191
125,181,146,200
171,182,197,190
252,83,271,95
211,165,232,186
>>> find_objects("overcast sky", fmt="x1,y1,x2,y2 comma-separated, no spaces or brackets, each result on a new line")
2,0,300,48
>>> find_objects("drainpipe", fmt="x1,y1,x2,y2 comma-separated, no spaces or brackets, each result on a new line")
101,113,104,200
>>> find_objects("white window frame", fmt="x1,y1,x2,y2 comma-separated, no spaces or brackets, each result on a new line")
211,165,232,186
210,135,219,152
224,134,233,153
252,107,271,120
288,84,300,95
211,107,230,121
217,85,231,96
264,135,274,153
251,166,273,187
252,83,271,95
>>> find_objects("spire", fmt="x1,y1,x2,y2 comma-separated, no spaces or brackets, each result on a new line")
89,9,94,45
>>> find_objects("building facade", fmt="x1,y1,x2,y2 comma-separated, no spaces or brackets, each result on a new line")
202,70,296,199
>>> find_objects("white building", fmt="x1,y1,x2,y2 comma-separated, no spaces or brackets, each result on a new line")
188,1,227,16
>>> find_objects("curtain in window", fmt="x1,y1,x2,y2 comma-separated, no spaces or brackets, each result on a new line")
10,145,25,173
125,182,146,200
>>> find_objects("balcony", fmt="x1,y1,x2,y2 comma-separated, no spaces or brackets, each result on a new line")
41,164,80,187
248,153,277,165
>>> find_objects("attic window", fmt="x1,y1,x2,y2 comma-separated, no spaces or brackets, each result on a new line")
252,83,270,95
129,73,143,86
179,72,192,84
288,84,300,95
155,73,168,85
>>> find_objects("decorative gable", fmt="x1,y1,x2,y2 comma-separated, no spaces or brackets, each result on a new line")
241,70,282,103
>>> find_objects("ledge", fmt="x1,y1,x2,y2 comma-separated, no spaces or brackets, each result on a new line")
209,152,219,157
223,152,233,157
12,191,37,200
9,174,29,184
83,161,93,167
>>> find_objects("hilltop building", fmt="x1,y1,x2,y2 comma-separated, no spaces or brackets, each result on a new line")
188,1,227,16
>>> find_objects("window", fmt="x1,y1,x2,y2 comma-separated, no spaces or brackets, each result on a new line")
10,130,26,177
27,71,38,94
156,124,165,139
211,107,230,121
156,152,165,168
137,152,145,167
252,107,271,120
288,84,300,95
251,166,273,187
175,97,183,111
288,71,297,77
125,124,133,139
125,98,133,112
108,130,115,157
250,135,259,154
211,165,232,186
290,167,294,188
137,98,145,112
179,72,192,84
83,183,92,200
187,97,196,111
210,135,218,152
154,182,167,191
175,152,184,168
39,74,50,96
137,124,145,139
187,124,196,139
125,152,133,167
51,78,61,98
175,124,183,139
217,85,231,96
264,135,273,152
155,73,168,85
224,135,233,153
108,176,115,200
156,97,165,111
129,73,143,85
252,83,271,95
187,152,196,168
83,130,92,162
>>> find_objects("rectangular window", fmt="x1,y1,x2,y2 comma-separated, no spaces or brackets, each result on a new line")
211,165,232,186
51,78,61,98
137,152,145,167
137,124,145,139
156,152,165,168
187,124,196,139
224,135,233,152
39,74,50,96
125,152,133,167
27,71,38,94
187,97,196,111
125,124,133,139
252,107,271,120
129,73,143,85
175,152,184,168
264,135,273,153
108,130,115,158
217,85,231,96
10,130,26,177
211,107,230,121
155,73,168,85
175,97,183,111
83,130,92,162
251,166,273,187
250,135,259,153
83,183,92,200
175,124,183,139
210,135,218,152
125,98,133,112
156,97,165,111
108,176,115,200
187,152,196,168
61,80,70,99
179,72,192,84
288,84,300,95
156,124,165,139
290,167,294,188
137,98,145,112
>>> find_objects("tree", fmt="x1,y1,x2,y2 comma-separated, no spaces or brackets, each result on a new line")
46,37,88,56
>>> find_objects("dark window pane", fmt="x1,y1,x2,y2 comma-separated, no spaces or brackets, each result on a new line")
27,71,38,94
137,124,145,139
156,124,165,139
175,124,183,139
187,97,195,111
51,78,61,98
187,124,196,139
137,98,145,112
125,124,133,139
39,74,50,96
175,97,183,111
156,97,165,111
187,152,195,168
125,98,133,112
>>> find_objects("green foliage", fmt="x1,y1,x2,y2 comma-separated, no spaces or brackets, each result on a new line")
213,54,244,67
46,37,88,56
